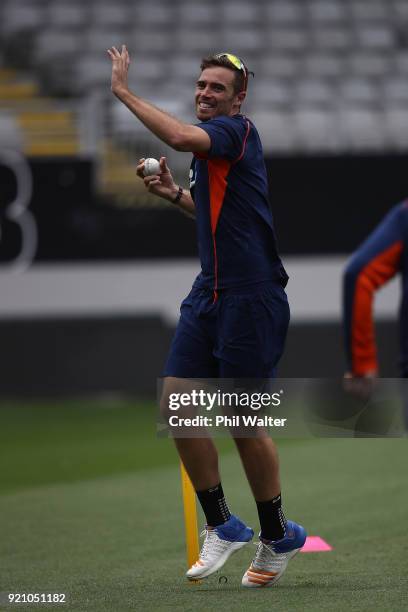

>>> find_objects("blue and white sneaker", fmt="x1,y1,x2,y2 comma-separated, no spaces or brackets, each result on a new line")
186,515,254,580
242,520,306,588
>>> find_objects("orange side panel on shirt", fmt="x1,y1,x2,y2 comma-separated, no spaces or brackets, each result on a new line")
207,159,231,233
207,159,231,300
352,241,403,375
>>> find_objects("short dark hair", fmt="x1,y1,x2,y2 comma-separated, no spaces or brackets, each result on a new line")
200,54,250,95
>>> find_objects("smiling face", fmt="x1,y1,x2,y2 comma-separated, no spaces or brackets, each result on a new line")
195,66,246,121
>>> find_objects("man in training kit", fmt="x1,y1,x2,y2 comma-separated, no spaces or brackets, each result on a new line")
108,45,306,586
343,200,408,427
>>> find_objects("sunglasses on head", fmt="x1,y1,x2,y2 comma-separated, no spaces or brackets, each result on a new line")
214,53,253,91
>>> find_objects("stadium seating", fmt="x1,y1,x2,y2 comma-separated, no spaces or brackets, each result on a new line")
1,0,408,155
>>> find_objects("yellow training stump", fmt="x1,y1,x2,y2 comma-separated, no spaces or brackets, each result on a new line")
180,461,201,583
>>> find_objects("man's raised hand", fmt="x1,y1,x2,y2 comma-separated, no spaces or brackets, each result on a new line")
107,44,130,96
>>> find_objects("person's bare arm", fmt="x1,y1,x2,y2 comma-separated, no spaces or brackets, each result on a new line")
136,157,195,219
108,45,210,153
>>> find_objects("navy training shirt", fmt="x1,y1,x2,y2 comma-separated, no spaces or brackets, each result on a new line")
189,113,288,293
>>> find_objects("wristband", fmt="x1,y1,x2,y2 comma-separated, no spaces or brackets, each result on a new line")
172,186,183,204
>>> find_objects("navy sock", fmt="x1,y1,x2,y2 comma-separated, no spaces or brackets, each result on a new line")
256,493,287,541
196,483,231,527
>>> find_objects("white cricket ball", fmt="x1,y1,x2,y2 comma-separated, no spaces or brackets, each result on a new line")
143,157,161,176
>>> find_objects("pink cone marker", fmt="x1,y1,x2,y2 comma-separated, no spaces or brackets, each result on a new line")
300,536,332,553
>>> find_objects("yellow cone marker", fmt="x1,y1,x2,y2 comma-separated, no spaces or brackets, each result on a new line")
180,460,201,583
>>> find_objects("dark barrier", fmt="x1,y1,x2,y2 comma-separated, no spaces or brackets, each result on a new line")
0,316,173,397
268,154,408,254
1,154,407,262
0,156,197,263
0,318,398,397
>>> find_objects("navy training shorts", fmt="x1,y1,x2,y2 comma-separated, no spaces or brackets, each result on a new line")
163,281,290,379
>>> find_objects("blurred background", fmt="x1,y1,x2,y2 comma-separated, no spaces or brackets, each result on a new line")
1,0,407,397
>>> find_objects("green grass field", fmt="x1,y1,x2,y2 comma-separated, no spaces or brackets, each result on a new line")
0,399,407,611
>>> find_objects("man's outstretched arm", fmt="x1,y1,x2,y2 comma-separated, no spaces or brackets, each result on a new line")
108,45,210,153
343,204,404,377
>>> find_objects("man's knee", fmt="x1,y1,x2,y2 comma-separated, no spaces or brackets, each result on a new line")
159,392,173,422
159,377,195,423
